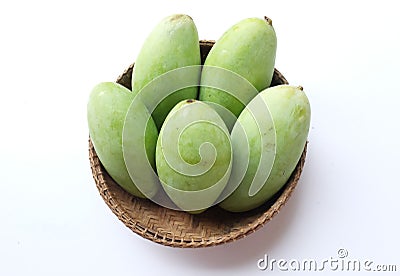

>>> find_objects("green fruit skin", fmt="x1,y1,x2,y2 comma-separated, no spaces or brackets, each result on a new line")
219,85,310,212
156,100,232,213
199,17,277,118
132,14,201,130
87,82,158,198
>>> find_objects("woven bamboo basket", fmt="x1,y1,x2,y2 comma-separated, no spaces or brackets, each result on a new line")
88,40,307,248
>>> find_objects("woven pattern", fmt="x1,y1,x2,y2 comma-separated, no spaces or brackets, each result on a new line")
88,40,307,248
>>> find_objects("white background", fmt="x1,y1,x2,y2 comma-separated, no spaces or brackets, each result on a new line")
1,0,399,275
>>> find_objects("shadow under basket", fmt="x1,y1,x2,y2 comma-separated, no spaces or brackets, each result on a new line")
88,40,308,248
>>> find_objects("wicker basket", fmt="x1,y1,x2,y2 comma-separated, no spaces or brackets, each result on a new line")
88,40,307,248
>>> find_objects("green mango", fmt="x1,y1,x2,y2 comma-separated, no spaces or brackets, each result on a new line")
132,14,201,130
199,17,277,123
87,82,158,198
155,99,232,213
219,85,310,212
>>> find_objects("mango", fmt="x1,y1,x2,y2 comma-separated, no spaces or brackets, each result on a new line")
219,85,310,212
131,14,201,130
155,99,232,213
199,17,277,123
87,82,159,198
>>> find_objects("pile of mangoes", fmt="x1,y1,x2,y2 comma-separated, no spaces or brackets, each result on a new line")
87,14,311,214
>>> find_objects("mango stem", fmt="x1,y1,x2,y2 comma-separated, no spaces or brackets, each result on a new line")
264,16,272,25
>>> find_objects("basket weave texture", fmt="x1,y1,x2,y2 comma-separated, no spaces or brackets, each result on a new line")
88,40,307,248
